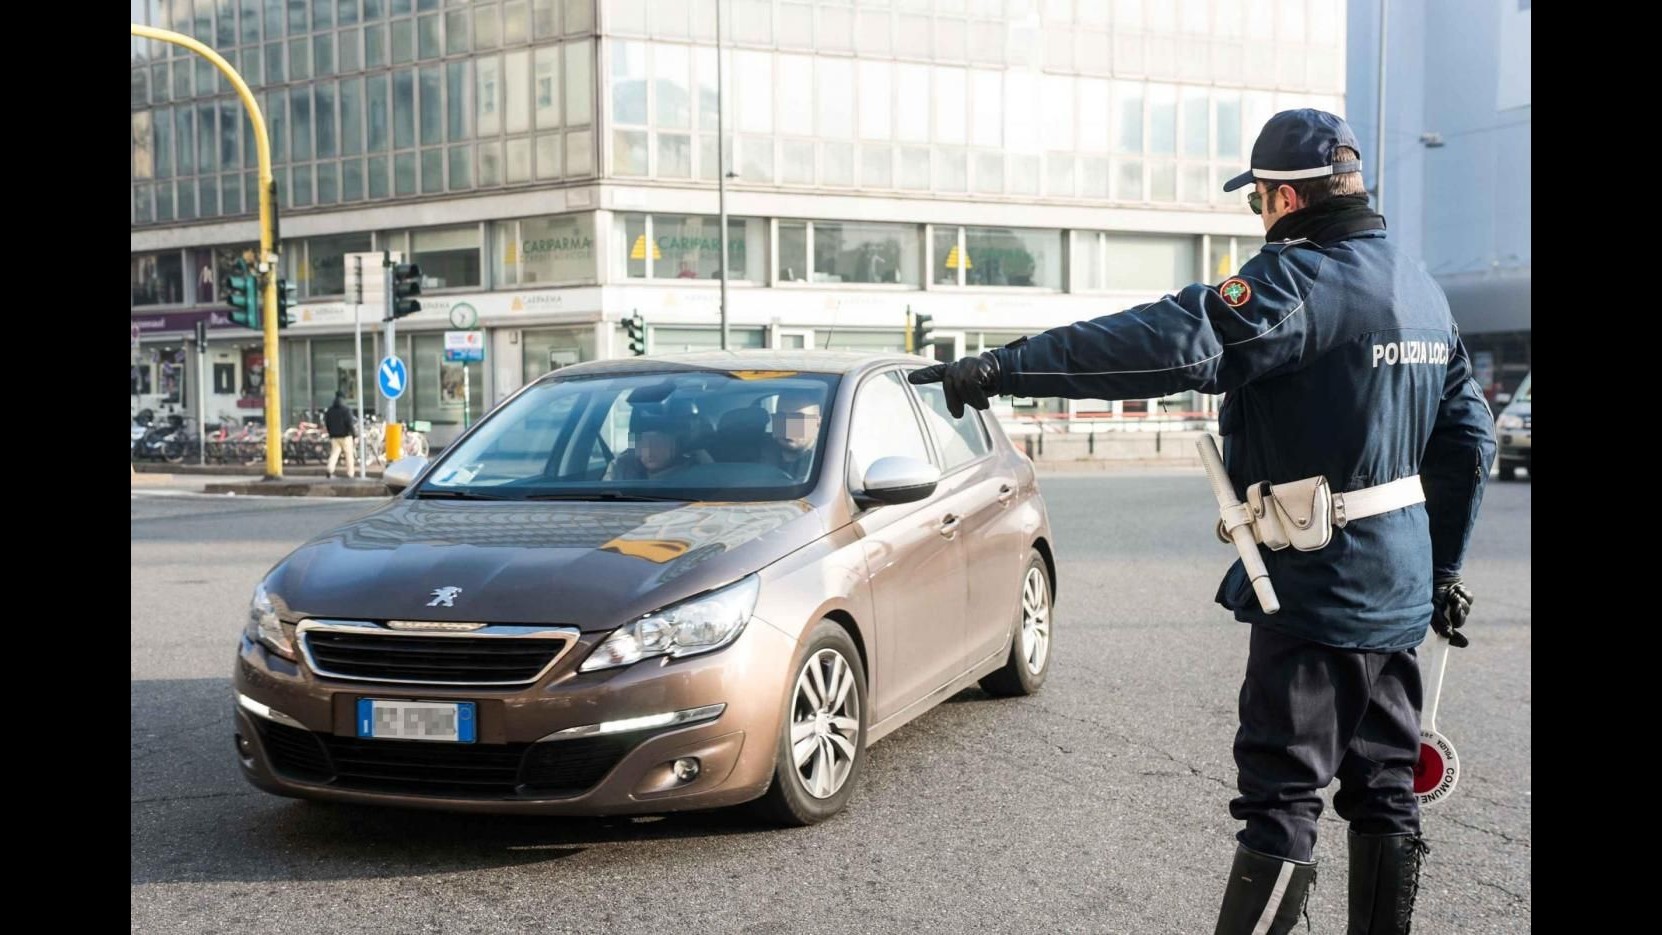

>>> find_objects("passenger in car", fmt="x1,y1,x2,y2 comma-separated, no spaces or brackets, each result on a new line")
758,390,822,483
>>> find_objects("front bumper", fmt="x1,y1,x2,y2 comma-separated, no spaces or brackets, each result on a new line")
1499,429,1531,458
231,619,795,815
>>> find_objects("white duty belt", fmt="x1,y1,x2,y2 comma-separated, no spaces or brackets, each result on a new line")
1215,474,1425,552
1332,475,1426,527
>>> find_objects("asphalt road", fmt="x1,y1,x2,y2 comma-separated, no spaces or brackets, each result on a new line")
131,474,1530,933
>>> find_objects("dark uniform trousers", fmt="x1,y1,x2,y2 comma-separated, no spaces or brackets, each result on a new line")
1232,624,1424,863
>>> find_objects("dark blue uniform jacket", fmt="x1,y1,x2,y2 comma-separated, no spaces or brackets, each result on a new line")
989,228,1496,651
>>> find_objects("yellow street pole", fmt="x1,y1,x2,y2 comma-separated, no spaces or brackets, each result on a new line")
131,24,284,479
385,422,403,465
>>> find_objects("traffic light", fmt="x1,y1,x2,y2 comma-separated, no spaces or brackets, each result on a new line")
624,311,647,356
390,263,422,319
223,259,259,328
276,278,296,328
912,313,935,353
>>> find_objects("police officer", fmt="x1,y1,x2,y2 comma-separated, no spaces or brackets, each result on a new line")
910,109,1495,935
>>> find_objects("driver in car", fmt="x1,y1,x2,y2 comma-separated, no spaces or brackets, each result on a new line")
606,410,706,481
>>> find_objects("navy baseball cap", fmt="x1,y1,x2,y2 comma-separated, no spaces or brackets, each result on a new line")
1222,109,1363,193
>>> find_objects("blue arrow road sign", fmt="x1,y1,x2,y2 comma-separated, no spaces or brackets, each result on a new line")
378,356,408,400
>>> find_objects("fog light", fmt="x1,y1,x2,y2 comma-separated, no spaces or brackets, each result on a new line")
235,733,254,763
672,757,701,782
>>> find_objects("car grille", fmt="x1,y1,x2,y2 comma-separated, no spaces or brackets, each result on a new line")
254,720,642,800
322,735,530,797
301,628,573,685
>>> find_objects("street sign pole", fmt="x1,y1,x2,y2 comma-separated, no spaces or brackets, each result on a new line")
195,319,207,465
443,329,484,430
383,251,401,461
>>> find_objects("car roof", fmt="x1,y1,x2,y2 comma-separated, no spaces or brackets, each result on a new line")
537,349,936,382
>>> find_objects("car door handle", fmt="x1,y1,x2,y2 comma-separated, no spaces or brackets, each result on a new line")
937,514,961,538
997,483,1015,505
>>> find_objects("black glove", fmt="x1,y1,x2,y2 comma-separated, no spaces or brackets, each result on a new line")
1430,576,1472,648
907,353,1000,418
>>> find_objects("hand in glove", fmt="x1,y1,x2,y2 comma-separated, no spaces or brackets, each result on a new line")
1430,576,1472,648
907,353,1000,418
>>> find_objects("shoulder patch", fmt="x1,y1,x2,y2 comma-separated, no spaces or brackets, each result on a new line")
1219,278,1253,307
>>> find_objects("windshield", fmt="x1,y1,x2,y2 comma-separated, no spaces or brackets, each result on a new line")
417,370,839,502
1513,373,1530,403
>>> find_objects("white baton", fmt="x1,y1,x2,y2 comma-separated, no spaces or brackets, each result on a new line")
1196,435,1280,615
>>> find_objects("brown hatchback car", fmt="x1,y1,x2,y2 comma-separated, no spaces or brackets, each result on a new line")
233,351,1057,825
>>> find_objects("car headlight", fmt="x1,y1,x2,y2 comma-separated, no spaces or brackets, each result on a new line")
244,583,295,660
1497,413,1524,430
580,576,761,672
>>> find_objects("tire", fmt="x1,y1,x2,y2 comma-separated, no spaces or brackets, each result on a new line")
751,620,869,827
1497,459,1521,481
979,549,1054,697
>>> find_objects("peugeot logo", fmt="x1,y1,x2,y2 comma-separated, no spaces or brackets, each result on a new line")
427,586,463,607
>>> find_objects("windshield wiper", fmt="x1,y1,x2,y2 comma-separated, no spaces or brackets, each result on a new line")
520,492,691,502
413,489,515,500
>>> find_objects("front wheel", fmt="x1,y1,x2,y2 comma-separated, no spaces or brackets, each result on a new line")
751,620,868,827
979,550,1054,697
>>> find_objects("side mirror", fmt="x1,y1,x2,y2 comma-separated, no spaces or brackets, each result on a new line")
856,456,941,507
383,456,430,494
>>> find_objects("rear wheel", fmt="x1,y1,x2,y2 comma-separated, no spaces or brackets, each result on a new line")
751,621,867,826
979,550,1054,697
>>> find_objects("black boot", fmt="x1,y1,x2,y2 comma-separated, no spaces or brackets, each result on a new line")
1214,845,1317,935
1347,832,1431,934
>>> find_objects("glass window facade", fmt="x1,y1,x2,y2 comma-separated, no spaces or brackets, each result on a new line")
1090,232,1200,293
491,214,597,286
930,226,1063,289
302,232,375,297
131,0,596,224
777,221,922,287
133,5,1344,222
522,325,598,385
131,251,186,306
411,224,483,289
612,214,765,282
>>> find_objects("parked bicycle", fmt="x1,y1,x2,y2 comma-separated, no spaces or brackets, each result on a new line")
359,413,429,465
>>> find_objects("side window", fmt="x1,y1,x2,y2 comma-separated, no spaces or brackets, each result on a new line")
847,371,932,486
912,381,991,471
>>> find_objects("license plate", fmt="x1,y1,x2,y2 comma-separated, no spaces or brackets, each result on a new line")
356,699,476,743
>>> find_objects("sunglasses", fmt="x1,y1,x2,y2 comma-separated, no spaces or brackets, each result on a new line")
1247,190,1265,216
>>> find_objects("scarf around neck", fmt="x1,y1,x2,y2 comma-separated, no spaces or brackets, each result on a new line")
1264,194,1386,246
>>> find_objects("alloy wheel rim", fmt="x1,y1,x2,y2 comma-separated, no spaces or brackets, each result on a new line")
790,648,860,799
1020,567,1051,676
